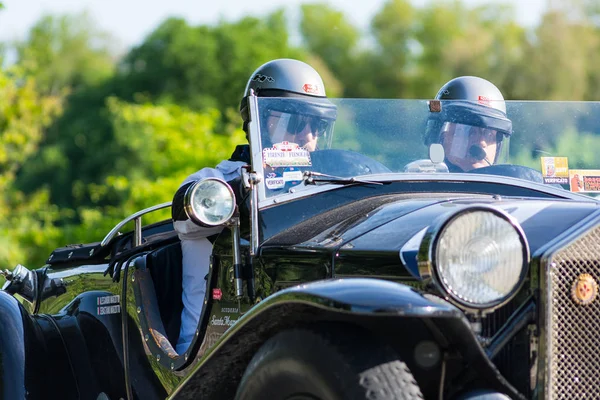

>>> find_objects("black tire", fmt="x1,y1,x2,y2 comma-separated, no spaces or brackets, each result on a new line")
234,328,424,400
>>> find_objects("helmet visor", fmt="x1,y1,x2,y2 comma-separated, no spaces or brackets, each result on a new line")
263,109,334,150
441,122,509,170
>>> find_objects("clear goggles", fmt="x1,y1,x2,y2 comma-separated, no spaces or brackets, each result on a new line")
265,110,334,143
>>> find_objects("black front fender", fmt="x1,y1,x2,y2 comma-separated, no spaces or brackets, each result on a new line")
171,278,523,400
275,277,462,315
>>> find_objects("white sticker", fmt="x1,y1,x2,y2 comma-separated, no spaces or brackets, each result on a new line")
265,177,285,189
97,305,121,315
283,170,303,182
97,295,120,306
263,141,312,167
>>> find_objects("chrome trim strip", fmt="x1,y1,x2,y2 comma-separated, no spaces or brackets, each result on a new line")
100,202,171,247
247,91,266,203
258,172,597,209
249,172,260,256
134,217,142,247
231,216,244,297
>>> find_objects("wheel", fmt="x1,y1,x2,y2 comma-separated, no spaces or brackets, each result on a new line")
234,328,424,400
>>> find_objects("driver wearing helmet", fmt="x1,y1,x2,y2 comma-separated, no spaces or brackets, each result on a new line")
170,58,335,354
239,61,337,153
424,76,513,172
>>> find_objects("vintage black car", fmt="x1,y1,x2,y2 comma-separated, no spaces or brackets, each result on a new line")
2,96,599,400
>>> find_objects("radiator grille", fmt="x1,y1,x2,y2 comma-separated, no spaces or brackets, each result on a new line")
547,225,600,400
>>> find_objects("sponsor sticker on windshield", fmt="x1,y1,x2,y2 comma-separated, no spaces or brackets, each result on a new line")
541,157,569,185
283,167,303,183
263,141,312,167
568,170,600,193
265,172,285,189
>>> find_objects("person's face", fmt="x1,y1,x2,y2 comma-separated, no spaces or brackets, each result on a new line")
266,111,320,151
441,122,498,172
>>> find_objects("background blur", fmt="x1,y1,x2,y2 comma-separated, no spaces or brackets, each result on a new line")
0,0,598,268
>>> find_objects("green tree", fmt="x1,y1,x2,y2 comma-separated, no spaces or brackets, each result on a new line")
300,3,358,92
515,11,598,100
0,66,63,267
366,0,415,98
57,98,245,245
121,11,304,114
438,4,526,100
15,12,116,96
17,10,310,213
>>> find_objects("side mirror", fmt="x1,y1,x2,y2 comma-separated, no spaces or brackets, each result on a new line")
429,143,445,164
1,264,38,303
184,178,236,227
404,144,449,173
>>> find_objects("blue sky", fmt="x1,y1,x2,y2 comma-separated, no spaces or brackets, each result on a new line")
0,0,546,49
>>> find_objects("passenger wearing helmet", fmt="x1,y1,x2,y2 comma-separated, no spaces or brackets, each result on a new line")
170,59,333,354
424,76,513,172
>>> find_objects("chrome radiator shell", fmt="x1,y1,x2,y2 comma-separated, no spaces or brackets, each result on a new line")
540,211,600,400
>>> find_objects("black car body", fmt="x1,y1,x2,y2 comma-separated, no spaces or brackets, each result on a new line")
2,97,599,400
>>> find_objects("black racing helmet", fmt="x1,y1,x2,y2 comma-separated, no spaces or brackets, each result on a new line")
424,76,513,165
239,58,337,148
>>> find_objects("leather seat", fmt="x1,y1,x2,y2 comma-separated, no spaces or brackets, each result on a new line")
133,242,183,347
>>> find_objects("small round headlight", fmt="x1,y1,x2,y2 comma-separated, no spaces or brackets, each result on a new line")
421,206,529,310
184,178,235,226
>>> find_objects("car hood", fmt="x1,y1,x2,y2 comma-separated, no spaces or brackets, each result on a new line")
289,196,598,257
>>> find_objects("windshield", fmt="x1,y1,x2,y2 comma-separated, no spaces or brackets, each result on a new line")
249,97,600,202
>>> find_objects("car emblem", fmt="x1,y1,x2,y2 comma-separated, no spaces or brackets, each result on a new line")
571,273,598,305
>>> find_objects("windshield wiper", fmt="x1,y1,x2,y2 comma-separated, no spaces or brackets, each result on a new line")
303,171,384,186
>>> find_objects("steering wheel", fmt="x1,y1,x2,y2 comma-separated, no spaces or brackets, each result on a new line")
309,149,392,177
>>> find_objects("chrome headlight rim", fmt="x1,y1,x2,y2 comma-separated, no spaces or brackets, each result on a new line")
418,205,530,312
183,177,236,227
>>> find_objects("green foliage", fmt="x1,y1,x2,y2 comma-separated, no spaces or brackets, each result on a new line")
15,12,116,96
3,1,600,268
120,11,304,114
300,4,359,81
0,66,64,267
16,9,310,214
56,99,245,246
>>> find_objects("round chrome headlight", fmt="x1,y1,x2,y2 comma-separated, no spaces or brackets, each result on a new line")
184,178,235,226
420,206,530,310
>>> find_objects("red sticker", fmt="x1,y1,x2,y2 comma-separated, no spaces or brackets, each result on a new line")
303,83,320,94
274,141,299,152
478,95,490,106
212,288,223,300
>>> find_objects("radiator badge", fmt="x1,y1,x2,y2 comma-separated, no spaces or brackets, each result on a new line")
571,273,598,305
